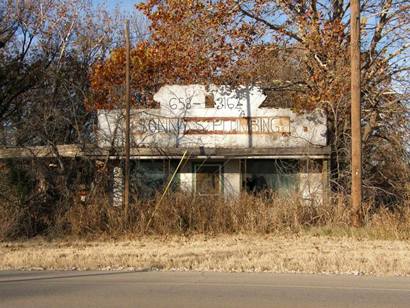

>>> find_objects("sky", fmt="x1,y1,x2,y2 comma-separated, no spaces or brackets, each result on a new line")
94,0,140,13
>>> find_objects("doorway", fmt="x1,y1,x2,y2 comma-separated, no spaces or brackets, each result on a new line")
193,163,223,196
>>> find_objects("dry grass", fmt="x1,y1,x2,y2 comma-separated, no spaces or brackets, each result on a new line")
0,203,21,241
1,234,409,276
2,193,408,276
1,192,410,240
62,193,410,240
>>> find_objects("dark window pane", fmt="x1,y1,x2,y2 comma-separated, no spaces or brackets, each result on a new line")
130,160,165,199
244,160,298,196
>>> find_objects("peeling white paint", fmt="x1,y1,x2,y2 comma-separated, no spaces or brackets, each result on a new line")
97,85,327,149
299,173,324,205
112,166,123,207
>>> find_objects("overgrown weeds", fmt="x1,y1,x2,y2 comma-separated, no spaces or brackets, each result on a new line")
5,192,409,240
1,188,410,241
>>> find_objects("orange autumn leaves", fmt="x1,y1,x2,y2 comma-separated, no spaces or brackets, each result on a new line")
89,42,164,109
88,0,258,110
88,1,360,112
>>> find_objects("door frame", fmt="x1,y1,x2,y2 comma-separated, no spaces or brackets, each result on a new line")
192,162,224,196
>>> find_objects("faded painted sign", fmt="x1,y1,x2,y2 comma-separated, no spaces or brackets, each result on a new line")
97,85,327,148
132,117,290,135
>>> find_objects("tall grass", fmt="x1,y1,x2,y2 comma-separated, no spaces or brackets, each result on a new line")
62,193,410,240
1,192,409,240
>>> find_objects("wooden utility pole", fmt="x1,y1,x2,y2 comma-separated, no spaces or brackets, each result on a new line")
350,0,362,226
124,20,131,216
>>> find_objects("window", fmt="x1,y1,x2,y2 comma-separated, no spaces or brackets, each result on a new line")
130,160,180,199
243,159,298,196
194,163,223,196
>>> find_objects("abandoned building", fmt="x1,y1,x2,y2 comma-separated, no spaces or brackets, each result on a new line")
0,84,330,205
98,85,330,205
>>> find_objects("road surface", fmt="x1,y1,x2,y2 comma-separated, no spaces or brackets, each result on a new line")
0,271,409,307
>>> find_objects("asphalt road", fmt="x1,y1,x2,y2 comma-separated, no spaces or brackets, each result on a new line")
0,271,409,308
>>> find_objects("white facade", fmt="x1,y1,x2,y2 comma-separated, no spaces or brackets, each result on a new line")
97,85,327,149
100,85,329,203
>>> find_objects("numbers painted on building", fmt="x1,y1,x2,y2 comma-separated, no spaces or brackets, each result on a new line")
168,97,192,110
215,97,244,111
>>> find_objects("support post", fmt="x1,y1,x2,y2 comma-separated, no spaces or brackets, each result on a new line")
322,159,329,206
113,164,124,208
350,0,362,226
124,20,131,216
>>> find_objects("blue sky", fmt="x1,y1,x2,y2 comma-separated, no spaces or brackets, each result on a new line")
94,0,140,12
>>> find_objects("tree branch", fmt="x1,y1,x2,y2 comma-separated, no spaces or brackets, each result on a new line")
237,4,303,43
369,0,393,61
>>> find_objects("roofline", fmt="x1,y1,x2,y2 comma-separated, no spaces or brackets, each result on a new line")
0,144,330,160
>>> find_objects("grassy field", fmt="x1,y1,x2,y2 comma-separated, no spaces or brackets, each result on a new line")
1,194,409,276
1,234,409,276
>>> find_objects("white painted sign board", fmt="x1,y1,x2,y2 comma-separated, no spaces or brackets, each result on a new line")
97,85,326,148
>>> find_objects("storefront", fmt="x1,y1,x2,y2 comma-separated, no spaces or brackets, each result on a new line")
98,85,330,205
